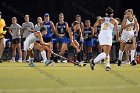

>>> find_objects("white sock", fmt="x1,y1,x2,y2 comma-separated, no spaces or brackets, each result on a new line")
106,55,110,67
19,58,22,60
94,52,106,64
12,57,15,61
29,57,34,63
118,50,123,60
131,50,135,62
41,51,47,63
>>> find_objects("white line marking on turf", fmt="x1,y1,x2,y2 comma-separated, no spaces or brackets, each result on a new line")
0,85,139,92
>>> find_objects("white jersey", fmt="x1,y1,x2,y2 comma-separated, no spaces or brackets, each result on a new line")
24,32,38,51
98,17,114,46
121,17,135,42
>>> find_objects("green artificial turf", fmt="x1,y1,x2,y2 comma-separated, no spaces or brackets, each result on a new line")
0,62,140,93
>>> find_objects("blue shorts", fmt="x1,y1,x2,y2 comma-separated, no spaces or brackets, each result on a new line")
55,36,63,43
84,39,94,47
62,36,70,45
92,38,99,46
52,38,57,44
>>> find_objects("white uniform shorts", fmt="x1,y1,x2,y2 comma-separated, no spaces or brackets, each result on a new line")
98,33,112,46
24,41,34,51
121,30,134,43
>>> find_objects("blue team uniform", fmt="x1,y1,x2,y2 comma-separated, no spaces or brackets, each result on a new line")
83,27,94,47
56,22,67,43
43,21,53,42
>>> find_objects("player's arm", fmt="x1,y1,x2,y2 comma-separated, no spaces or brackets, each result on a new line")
121,16,127,29
55,23,61,37
89,27,94,38
134,18,139,32
1,19,7,35
79,28,83,42
29,23,35,32
8,27,13,36
50,21,56,33
21,24,25,36
36,32,51,47
65,22,69,31
68,28,74,43
93,19,100,33
121,15,133,29
36,32,45,44
80,22,84,33
36,32,52,52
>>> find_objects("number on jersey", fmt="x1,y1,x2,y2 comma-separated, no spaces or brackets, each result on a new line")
103,23,109,30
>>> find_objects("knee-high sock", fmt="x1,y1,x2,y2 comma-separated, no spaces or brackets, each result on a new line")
29,57,34,63
94,52,106,64
41,51,47,63
106,55,110,67
131,50,135,62
118,50,124,60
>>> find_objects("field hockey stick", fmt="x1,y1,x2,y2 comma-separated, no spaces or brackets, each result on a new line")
51,51,67,60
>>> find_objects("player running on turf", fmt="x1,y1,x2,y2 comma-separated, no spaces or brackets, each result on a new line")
59,21,81,62
24,27,51,67
117,9,139,66
90,7,119,71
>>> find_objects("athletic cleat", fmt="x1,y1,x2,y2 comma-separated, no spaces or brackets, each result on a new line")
117,59,122,66
106,66,111,71
90,59,95,70
50,62,55,66
9,59,15,62
17,60,22,62
29,63,36,67
45,60,51,66
130,60,137,66
50,60,55,66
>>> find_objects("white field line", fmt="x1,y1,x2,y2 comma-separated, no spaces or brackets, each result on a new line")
0,85,139,92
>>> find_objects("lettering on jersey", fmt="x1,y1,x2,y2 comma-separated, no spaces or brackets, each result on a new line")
44,25,51,28
11,27,18,30
58,25,65,34
103,23,109,30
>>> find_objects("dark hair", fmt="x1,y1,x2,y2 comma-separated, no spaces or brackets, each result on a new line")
72,21,80,27
40,27,46,32
105,7,114,17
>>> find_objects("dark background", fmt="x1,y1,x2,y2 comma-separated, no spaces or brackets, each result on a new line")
0,0,140,26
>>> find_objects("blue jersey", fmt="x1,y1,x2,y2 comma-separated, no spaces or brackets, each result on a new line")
43,21,53,37
65,27,80,39
84,27,92,40
57,22,67,34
